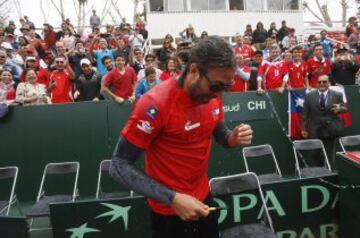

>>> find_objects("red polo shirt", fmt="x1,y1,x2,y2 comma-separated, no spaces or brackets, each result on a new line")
234,45,254,59
121,78,224,215
103,67,137,99
258,59,288,90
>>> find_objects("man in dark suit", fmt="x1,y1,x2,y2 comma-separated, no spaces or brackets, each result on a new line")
301,75,347,166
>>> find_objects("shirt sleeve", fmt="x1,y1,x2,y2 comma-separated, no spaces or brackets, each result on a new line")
121,96,163,149
103,70,112,87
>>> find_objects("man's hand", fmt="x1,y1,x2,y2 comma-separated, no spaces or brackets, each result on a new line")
256,88,265,96
128,95,136,103
331,104,341,114
301,130,309,138
277,86,285,94
74,90,80,100
171,193,209,221
114,96,124,104
228,123,253,147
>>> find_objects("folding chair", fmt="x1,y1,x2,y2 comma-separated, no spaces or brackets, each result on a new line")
209,172,276,238
96,160,133,199
339,135,360,152
242,144,283,184
0,166,19,216
293,139,333,178
26,162,80,219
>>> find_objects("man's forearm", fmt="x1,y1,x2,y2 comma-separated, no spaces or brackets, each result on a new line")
109,136,176,205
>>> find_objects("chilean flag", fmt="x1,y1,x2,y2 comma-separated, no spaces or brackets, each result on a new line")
288,90,305,138
288,87,352,138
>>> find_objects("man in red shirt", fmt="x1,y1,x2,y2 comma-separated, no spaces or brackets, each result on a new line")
48,55,75,103
101,54,137,103
233,34,254,61
109,36,253,238
257,44,288,94
287,46,309,89
307,44,331,88
230,54,251,92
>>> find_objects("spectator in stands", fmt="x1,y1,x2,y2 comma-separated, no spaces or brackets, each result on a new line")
24,16,35,29
17,36,29,51
158,39,176,70
101,54,137,104
345,16,357,37
320,30,334,59
101,55,114,74
43,24,57,51
278,20,289,42
0,69,16,104
0,50,20,83
60,28,76,51
129,25,145,49
28,29,44,57
263,37,276,59
68,41,91,78
160,57,181,81
20,56,50,87
282,28,296,50
74,58,101,101
48,55,75,103
137,54,162,80
233,34,254,60
200,31,208,39
90,10,100,30
307,44,331,88
5,20,16,35
16,69,51,105
348,25,360,50
252,22,268,50
257,44,288,94
90,35,122,76
179,25,197,43
244,24,253,38
230,54,251,92
135,67,160,100
130,48,145,74
268,22,278,39
248,50,263,90
287,46,309,89
331,45,360,85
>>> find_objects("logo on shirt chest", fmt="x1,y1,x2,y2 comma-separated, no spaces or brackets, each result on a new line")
184,120,201,131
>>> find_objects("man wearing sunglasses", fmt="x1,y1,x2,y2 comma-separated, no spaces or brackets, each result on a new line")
301,75,347,166
110,36,253,238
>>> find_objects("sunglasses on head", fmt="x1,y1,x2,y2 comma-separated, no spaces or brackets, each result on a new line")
201,73,231,93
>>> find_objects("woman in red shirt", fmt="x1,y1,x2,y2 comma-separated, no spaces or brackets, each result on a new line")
0,69,16,103
159,57,181,81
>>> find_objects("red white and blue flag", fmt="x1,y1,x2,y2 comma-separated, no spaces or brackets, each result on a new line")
288,86,352,138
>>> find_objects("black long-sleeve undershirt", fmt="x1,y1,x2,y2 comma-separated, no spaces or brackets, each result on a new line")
109,121,232,204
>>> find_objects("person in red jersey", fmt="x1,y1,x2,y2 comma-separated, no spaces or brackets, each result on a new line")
101,54,137,104
256,44,288,94
20,56,51,87
230,54,251,92
48,55,75,103
109,36,253,238
233,33,254,61
287,46,309,89
307,44,331,88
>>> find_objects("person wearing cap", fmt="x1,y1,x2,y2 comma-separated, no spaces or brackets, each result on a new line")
320,30,334,59
5,20,16,35
331,45,360,85
74,58,101,101
19,56,50,87
90,10,100,30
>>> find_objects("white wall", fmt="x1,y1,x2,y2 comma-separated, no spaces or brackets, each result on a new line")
147,11,304,39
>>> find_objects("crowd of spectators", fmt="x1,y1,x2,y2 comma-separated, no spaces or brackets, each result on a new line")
0,13,360,107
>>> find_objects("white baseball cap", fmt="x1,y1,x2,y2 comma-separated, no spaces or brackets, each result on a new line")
80,58,91,66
